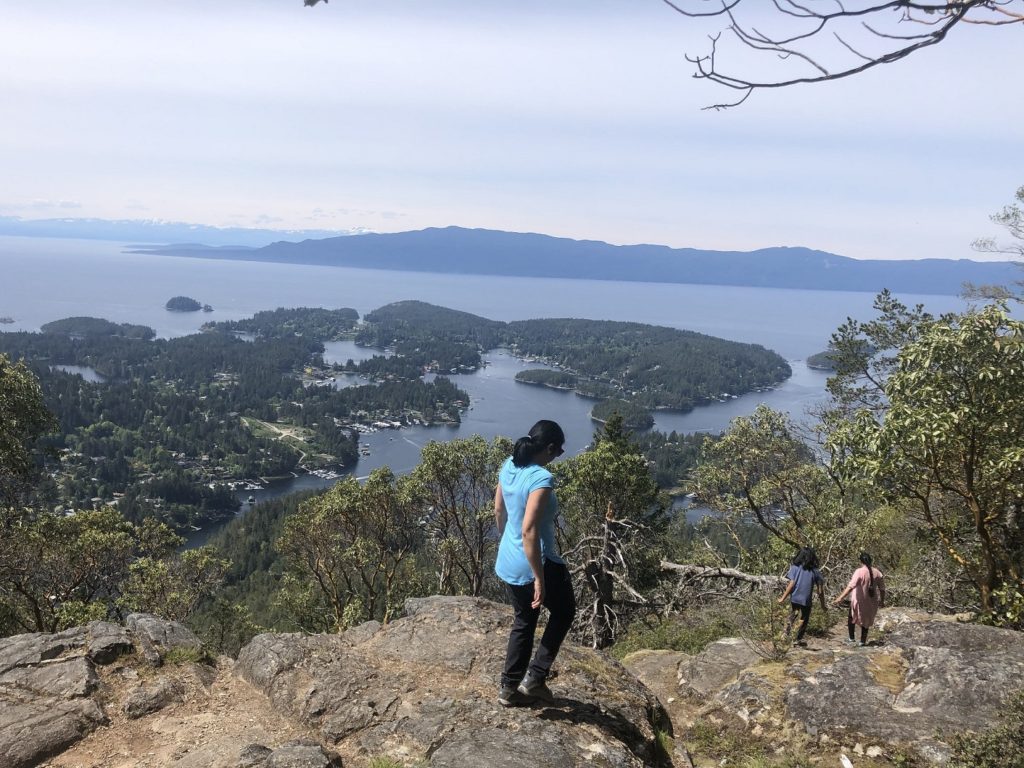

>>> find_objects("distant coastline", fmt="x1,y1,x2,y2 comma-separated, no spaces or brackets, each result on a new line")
129,226,1020,297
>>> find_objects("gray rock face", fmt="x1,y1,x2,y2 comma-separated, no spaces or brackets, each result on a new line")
85,620,134,663
123,675,187,718
234,740,342,768
236,595,671,768
126,612,204,665
678,637,763,698
621,649,690,707
0,626,117,768
886,620,1024,732
785,620,1024,755
0,616,212,768
264,741,342,768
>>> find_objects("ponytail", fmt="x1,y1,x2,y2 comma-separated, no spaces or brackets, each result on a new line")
860,552,875,588
512,435,539,468
511,419,565,468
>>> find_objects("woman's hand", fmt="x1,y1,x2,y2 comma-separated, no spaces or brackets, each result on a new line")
777,596,785,605
532,578,545,609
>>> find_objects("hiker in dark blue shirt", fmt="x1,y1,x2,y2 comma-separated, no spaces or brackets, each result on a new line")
778,547,826,646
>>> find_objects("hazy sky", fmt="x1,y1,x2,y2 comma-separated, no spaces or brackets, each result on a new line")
1,1,1021,260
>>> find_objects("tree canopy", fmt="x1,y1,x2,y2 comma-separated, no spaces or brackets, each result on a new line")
0,354,55,504
827,301,1024,622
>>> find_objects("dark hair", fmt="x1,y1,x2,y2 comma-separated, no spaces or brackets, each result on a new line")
860,552,875,588
512,419,566,468
794,546,819,571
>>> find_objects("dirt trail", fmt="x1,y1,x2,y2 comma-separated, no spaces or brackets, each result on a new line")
42,660,311,768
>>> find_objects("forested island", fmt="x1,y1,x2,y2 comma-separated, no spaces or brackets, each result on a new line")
515,369,578,390
166,295,205,312
350,301,791,424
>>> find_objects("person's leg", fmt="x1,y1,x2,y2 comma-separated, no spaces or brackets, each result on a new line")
794,603,812,642
860,625,869,645
502,581,540,688
848,608,856,641
785,604,798,637
526,561,577,680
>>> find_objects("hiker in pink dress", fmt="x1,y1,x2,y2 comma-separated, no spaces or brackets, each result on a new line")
833,552,885,646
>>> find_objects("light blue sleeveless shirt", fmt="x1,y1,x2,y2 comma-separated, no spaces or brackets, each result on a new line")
494,456,565,585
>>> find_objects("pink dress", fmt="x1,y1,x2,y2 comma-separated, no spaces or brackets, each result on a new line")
847,565,885,628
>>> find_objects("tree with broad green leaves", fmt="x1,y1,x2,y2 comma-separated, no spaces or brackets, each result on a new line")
119,547,229,622
692,404,874,575
276,468,422,631
555,414,666,649
408,435,512,597
0,508,195,634
0,353,55,507
827,302,1024,623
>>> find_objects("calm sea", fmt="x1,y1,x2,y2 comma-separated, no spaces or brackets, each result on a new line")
0,235,971,540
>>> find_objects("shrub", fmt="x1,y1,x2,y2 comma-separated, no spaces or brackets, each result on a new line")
612,610,737,659
948,689,1024,768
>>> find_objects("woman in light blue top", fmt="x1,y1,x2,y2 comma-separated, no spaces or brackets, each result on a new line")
494,419,575,707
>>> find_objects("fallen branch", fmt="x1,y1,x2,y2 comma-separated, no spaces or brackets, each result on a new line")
660,561,787,589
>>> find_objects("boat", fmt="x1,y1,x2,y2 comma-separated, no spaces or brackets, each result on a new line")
247,495,256,504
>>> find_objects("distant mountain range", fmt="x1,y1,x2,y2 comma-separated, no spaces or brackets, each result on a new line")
0,216,365,248
131,225,1019,296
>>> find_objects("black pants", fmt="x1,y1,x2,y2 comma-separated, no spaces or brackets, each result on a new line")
789,601,812,641
501,560,576,687
848,608,869,643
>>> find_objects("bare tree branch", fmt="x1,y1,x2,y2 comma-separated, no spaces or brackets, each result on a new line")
665,1,1023,109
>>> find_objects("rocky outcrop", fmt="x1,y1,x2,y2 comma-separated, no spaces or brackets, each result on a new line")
626,608,1024,765
126,612,205,666
235,596,673,768
236,740,341,768
678,637,762,698
11,601,1022,767
785,615,1024,763
0,616,205,768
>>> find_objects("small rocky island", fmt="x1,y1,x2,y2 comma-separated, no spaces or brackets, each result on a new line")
166,296,212,312
0,316,13,324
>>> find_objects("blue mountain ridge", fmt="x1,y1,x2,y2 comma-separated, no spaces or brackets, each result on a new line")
134,225,1020,296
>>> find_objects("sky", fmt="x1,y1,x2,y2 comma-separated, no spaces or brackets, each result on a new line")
1,0,1021,261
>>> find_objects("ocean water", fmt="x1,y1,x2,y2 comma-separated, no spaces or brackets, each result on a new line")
0,234,972,539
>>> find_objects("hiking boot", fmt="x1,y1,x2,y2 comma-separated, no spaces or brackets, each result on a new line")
518,672,554,703
498,684,533,707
